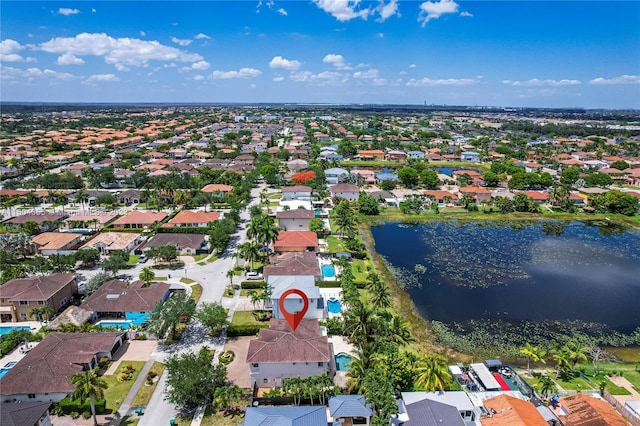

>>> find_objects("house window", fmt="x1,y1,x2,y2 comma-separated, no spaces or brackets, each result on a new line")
37,300,45,305
20,313,27,319
28,394,36,398
252,363,259,368
263,378,268,384
19,301,29,306
318,362,324,367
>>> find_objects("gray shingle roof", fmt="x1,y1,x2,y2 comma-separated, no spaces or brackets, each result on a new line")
329,395,373,418
242,405,328,426
0,401,51,426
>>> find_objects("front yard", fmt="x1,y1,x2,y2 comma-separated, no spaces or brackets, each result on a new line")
102,361,146,412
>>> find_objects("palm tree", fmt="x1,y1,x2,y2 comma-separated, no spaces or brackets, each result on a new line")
388,314,413,345
369,282,391,311
139,267,155,286
70,368,108,426
343,302,376,346
551,346,572,378
566,340,589,371
519,343,547,376
247,290,261,310
174,189,190,207
347,343,376,393
538,375,558,398
75,188,88,210
226,269,235,285
414,354,451,392
28,306,54,323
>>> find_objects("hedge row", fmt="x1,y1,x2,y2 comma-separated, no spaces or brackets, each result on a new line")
227,324,269,337
59,397,107,415
315,280,366,289
240,281,266,289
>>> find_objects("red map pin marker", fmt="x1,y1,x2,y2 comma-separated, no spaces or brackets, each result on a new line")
279,289,309,332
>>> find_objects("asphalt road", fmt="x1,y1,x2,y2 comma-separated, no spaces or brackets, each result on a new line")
137,184,261,426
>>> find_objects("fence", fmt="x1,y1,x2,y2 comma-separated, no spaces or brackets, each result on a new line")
603,390,640,426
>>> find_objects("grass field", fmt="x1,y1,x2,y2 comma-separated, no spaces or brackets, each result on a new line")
191,284,203,304
131,362,166,407
102,361,146,412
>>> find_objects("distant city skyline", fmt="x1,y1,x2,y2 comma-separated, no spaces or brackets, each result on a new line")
1,1,638,109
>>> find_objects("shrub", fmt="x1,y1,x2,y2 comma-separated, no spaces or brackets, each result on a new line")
227,324,268,337
98,356,110,366
219,350,235,365
82,411,91,419
59,397,107,415
70,412,80,419
240,281,265,289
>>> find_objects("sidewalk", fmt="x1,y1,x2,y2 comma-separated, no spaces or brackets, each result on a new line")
111,358,156,425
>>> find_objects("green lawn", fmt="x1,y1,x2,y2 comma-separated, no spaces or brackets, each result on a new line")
555,374,594,391
154,276,168,281
351,258,369,281
231,311,262,327
193,254,210,262
327,235,346,253
127,255,140,265
102,361,146,412
240,289,263,297
180,277,196,284
191,284,203,304
131,362,165,407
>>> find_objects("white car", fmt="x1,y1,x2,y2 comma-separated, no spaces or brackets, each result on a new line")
246,271,263,280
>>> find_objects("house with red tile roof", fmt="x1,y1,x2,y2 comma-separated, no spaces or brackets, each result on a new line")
557,393,628,426
458,185,492,202
482,394,548,426
201,184,234,196
164,210,220,227
0,332,125,402
245,319,331,388
111,210,168,229
80,279,170,319
273,231,318,253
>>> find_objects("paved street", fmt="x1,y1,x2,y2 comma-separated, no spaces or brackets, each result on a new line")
136,184,262,426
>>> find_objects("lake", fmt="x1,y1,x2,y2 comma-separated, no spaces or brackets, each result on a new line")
371,220,640,335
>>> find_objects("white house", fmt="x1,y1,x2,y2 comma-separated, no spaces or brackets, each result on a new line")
461,151,481,162
245,319,331,388
269,276,326,320
324,167,349,185
329,183,361,201
276,209,315,231
281,185,313,201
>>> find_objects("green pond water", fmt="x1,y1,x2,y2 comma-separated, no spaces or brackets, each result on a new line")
371,220,640,341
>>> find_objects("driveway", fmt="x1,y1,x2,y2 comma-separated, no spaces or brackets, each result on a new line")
223,337,253,389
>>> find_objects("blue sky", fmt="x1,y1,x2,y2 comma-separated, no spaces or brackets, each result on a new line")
1,1,639,108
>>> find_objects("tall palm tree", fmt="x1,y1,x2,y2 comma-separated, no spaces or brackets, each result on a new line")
519,343,547,375
566,340,589,370
388,314,413,345
347,343,376,393
28,306,54,323
70,368,108,426
551,346,572,379
139,267,155,286
343,302,376,346
538,375,558,398
414,354,451,392
369,282,391,311
226,269,235,285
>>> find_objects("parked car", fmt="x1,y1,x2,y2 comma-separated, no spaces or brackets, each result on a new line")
246,271,263,280
138,255,147,263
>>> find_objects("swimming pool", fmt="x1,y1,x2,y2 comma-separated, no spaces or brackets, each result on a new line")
95,321,132,330
327,297,341,314
0,361,18,379
0,325,31,336
321,264,336,278
335,352,352,371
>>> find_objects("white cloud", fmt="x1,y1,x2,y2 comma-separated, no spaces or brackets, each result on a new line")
85,73,119,83
460,11,473,17
407,76,479,86
193,75,205,81
92,8,96,13
353,69,379,79
277,8,288,15
373,78,387,85
210,67,262,79
269,55,301,70
58,8,80,16
323,53,351,69
418,0,459,27
0,39,26,62
313,0,371,22
1,65,75,81
56,53,85,65
289,71,314,82
589,75,640,85
273,75,285,82
376,33,384,38
409,64,417,68
140,31,146,36
38,33,203,69
504,78,581,87
376,0,399,22
191,60,210,71
171,37,192,46
194,33,211,39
